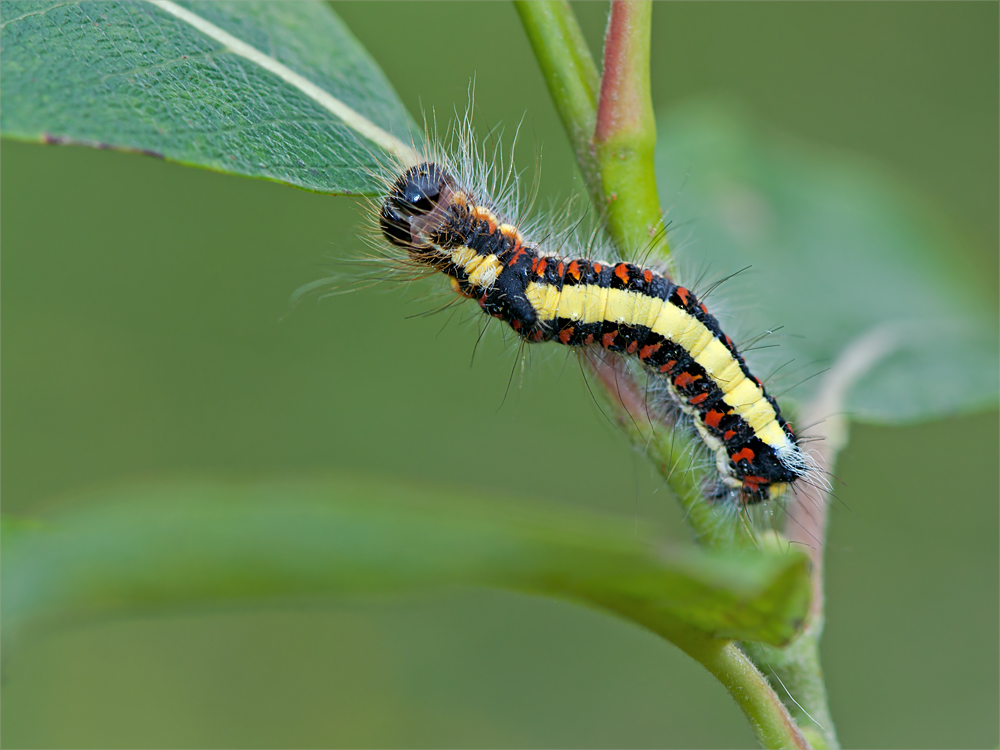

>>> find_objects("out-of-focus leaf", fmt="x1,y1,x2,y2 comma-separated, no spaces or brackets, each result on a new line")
0,0,417,194
1,476,810,651
655,101,999,423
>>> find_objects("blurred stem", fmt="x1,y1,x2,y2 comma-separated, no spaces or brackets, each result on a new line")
743,329,900,750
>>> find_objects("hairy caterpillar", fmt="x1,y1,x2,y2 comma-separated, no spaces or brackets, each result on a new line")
375,158,814,505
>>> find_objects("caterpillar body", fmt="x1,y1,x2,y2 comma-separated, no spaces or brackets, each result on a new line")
378,161,811,505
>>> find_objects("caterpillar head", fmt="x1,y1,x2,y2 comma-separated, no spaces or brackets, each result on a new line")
380,163,456,258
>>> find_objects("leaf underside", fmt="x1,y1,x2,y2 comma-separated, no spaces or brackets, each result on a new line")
0,0,417,194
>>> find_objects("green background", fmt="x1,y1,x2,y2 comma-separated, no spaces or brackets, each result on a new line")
3,2,997,747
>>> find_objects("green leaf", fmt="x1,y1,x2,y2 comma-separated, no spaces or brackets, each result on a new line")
655,100,999,423
2,476,809,651
0,0,418,194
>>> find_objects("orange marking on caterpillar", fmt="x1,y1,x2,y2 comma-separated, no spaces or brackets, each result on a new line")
508,247,527,266
705,410,724,429
499,225,522,244
471,206,497,231
639,341,661,359
674,371,701,389
377,162,811,507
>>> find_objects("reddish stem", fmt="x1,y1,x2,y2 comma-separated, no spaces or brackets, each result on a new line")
595,0,653,145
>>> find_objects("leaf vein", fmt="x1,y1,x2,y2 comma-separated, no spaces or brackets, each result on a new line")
0,2,75,30
143,0,418,165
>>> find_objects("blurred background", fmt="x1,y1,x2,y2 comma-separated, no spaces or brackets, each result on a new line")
3,2,997,747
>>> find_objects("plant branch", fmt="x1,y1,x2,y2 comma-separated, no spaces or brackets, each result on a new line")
789,324,900,620
593,0,668,260
517,1,735,554
589,355,757,552
514,0,603,210
637,616,810,750
585,563,809,749
518,4,814,746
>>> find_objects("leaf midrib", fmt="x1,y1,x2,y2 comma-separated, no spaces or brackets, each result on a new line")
142,0,418,165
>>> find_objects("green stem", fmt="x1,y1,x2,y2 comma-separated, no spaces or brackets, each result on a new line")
694,641,810,750
622,604,810,750
513,0,603,210
589,357,756,552
514,0,667,259
744,631,836,749
592,0,668,260
517,4,814,747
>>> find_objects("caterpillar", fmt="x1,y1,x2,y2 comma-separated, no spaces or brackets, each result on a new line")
375,158,814,506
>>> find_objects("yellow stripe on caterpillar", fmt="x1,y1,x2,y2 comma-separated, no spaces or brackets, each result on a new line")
604,288,637,324
524,280,792,452
530,284,663,328
467,254,503,288
378,160,814,505
450,246,504,288
722,380,787,447
651,302,699,347
697,340,744,393
538,284,564,320
450,246,477,269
